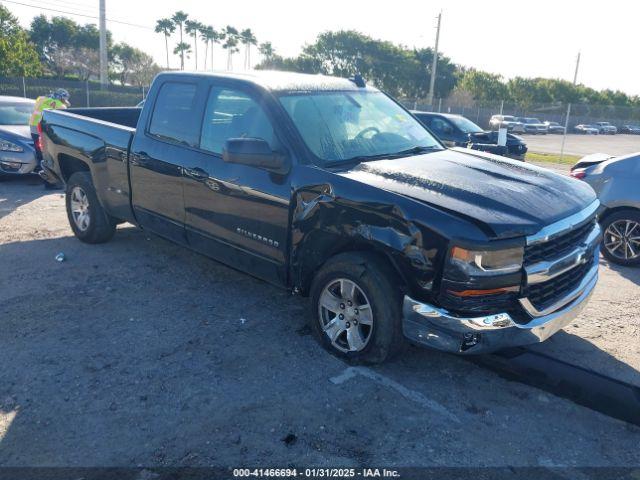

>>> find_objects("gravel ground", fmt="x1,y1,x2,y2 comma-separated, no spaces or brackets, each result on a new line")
525,133,640,157
1,176,639,468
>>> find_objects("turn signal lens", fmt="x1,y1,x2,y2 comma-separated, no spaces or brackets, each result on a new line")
570,169,586,180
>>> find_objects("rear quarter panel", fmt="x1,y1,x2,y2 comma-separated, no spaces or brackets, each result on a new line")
42,109,135,222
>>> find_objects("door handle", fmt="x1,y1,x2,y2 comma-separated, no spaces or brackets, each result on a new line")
184,167,210,180
130,151,151,166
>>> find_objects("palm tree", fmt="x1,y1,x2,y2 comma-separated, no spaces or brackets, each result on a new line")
171,11,189,70
258,41,275,68
200,25,217,70
173,42,192,65
185,20,202,70
240,28,258,70
222,26,239,71
155,18,175,69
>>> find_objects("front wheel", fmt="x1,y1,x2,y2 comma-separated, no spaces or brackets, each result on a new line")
309,252,405,364
65,171,116,244
601,209,640,266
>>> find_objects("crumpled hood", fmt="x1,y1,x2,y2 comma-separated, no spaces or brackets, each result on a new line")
338,148,596,239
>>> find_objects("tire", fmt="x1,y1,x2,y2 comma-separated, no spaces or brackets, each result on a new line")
65,171,116,244
600,209,640,266
309,252,405,364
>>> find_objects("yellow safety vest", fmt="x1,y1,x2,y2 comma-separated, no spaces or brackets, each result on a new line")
29,96,66,127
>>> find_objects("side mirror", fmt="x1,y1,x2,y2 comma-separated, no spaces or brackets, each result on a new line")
222,138,289,174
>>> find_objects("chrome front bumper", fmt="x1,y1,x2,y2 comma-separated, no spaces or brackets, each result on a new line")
403,260,597,354
403,207,601,354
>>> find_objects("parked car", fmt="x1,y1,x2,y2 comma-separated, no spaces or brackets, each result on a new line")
0,96,37,179
570,152,640,266
516,117,548,135
411,111,528,160
544,121,565,134
619,125,640,134
575,124,599,135
593,121,617,135
489,114,525,133
41,71,600,362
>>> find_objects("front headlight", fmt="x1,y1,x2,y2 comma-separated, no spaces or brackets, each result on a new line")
0,140,24,152
449,245,523,276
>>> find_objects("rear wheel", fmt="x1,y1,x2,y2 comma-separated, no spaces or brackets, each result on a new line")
309,252,405,364
600,209,640,266
65,171,116,244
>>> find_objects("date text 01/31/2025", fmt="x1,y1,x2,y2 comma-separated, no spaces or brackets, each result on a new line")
232,468,401,478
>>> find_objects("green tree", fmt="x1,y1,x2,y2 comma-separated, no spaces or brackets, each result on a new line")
200,25,218,71
258,41,275,67
221,26,239,70
112,42,159,86
0,5,42,77
171,11,188,70
155,18,175,69
173,41,191,65
29,14,111,77
185,20,202,70
240,28,257,69
457,69,508,105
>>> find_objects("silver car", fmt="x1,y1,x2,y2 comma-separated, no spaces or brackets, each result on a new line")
0,96,37,179
571,152,640,266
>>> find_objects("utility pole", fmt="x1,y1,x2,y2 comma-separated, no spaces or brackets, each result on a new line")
559,52,581,162
99,0,108,88
426,11,442,108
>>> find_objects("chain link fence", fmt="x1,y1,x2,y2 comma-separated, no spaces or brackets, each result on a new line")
0,77,147,108
402,98,640,131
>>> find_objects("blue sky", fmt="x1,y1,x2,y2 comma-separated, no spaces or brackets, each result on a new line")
6,0,638,96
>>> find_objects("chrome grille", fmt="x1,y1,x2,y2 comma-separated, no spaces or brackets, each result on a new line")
521,201,600,318
525,257,592,311
524,218,595,265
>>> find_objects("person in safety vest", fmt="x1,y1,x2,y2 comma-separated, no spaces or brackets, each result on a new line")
30,88,70,148
30,89,69,189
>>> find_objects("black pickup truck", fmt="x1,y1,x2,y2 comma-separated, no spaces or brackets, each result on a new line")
40,71,601,363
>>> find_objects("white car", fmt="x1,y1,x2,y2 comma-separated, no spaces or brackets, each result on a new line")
517,117,548,135
489,114,525,133
575,124,599,135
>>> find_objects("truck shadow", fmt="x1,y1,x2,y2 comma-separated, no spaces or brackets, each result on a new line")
0,175,52,222
0,229,638,466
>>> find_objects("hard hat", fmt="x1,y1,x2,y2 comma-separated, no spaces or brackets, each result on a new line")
52,88,70,101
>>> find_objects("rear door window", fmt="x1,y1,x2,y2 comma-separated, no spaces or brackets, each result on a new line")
148,82,199,147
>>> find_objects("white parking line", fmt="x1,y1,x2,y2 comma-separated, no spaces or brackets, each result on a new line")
330,366,460,424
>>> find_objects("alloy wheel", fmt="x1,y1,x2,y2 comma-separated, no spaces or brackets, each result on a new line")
70,186,91,232
318,278,374,353
604,219,640,261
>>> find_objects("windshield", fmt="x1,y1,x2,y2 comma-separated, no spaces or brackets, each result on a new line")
503,116,515,121
278,91,441,165
0,102,34,125
449,116,483,133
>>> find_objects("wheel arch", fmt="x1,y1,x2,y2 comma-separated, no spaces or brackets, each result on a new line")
58,153,91,183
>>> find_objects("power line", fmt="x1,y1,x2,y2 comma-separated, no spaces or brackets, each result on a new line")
1,0,153,29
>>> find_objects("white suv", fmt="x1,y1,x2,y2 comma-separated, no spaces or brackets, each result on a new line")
489,115,525,133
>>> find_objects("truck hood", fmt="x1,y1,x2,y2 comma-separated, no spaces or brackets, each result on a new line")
338,148,596,239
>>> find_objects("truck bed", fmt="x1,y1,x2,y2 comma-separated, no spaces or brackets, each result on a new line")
41,108,139,223
66,107,142,129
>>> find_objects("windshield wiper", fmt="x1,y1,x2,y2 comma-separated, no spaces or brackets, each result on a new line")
389,145,442,157
325,146,442,168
